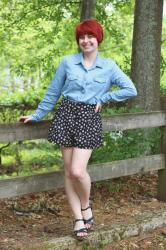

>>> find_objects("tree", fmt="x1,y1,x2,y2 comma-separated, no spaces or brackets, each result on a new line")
131,0,163,111
80,0,96,21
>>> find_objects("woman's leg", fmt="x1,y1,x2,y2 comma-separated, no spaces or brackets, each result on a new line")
61,146,87,237
70,148,93,228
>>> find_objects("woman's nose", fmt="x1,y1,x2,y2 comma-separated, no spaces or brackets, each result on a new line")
83,35,89,42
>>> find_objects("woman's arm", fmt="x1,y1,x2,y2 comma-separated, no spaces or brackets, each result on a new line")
30,57,66,121
100,62,137,104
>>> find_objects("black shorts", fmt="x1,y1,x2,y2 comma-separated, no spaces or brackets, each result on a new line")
48,98,103,149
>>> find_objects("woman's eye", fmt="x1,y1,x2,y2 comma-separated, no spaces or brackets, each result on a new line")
88,35,94,38
79,34,95,40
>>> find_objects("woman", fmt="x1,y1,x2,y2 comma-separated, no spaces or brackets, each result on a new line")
20,19,137,240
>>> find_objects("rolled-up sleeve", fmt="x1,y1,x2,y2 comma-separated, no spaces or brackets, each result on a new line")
31,57,66,121
100,62,137,104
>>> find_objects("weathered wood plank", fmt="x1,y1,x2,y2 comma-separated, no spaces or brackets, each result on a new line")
0,111,165,142
0,154,164,198
0,120,50,142
90,154,165,182
102,111,166,131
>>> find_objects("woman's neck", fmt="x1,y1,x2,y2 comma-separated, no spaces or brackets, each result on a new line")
83,51,98,69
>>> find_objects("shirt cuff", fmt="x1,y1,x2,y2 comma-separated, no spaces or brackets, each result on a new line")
30,114,40,121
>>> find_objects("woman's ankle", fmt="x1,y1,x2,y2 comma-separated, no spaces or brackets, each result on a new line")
81,199,91,209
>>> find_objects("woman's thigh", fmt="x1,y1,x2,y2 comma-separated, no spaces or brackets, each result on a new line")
61,146,73,172
71,148,92,174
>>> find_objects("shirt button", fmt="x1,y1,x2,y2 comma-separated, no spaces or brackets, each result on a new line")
82,89,85,94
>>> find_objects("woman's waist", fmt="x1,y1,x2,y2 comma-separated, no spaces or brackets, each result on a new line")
62,93,99,105
61,97,96,110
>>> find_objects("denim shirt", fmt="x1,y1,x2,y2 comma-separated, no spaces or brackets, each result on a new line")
31,52,137,121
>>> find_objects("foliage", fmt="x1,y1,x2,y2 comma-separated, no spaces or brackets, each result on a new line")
0,0,165,105
0,0,136,108
0,0,79,99
0,140,62,179
160,20,166,94
89,128,161,165
101,106,142,116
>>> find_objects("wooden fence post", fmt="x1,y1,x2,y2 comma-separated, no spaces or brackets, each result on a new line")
158,127,166,201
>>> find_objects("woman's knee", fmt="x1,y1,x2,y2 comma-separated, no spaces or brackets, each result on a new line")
70,169,86,181
64,162,87,181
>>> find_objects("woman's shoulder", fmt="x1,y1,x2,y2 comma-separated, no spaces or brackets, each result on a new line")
98,55,117,68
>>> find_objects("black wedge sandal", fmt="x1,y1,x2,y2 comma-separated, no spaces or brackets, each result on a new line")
73,219,88,241
81,205,94,230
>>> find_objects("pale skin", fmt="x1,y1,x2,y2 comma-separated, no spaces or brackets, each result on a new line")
20,34,102,237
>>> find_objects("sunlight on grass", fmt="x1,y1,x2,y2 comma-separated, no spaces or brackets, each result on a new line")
2,155,16,165
0,141,63,180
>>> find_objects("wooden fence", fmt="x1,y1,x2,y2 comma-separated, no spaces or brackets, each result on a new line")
0,111,166,201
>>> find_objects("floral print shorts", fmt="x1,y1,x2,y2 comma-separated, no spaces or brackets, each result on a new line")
48,98,103,149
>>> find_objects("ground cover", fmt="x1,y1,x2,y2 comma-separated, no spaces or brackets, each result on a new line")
0,172,166,249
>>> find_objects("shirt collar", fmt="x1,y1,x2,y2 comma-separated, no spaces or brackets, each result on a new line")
74,52,103,69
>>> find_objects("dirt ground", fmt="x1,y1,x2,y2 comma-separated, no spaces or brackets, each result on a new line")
1,171,166,250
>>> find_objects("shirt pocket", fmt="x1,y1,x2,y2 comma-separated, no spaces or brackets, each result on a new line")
93,77,107,84
66,74,80,84
67,74,78,81
65,74,82,89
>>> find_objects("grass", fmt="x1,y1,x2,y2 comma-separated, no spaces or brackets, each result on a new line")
81,233,166,250
0,140,62,179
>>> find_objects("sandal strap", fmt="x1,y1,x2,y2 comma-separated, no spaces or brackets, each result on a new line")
75,219,84,223
84,216,94,224
81,205,91,211
74,227,87,234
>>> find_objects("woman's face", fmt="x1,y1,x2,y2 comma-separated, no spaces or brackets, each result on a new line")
78,34,98,54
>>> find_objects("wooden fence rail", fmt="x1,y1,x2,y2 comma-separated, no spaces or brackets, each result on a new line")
0,111,165,142
0,154,164,198
0,111,166,200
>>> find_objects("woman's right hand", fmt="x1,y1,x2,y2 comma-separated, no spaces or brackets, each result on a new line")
19,116,32,123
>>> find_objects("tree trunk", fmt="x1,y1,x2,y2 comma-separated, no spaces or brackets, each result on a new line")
131,0,163,111
80,0,96,21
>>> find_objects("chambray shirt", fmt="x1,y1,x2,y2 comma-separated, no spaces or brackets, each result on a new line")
31,52,137,121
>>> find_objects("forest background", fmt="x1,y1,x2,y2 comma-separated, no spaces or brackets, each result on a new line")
0,0,166,179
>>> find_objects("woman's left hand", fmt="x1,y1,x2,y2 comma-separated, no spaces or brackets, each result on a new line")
95,103,102,113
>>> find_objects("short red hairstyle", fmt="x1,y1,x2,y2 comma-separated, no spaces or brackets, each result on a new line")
75,19,103,45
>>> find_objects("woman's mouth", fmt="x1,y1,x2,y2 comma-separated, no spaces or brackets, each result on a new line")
82,44,92,48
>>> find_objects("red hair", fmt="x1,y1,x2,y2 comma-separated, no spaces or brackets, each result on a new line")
75,19,103,45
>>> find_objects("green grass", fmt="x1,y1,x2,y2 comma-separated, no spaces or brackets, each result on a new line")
0,140,62,179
